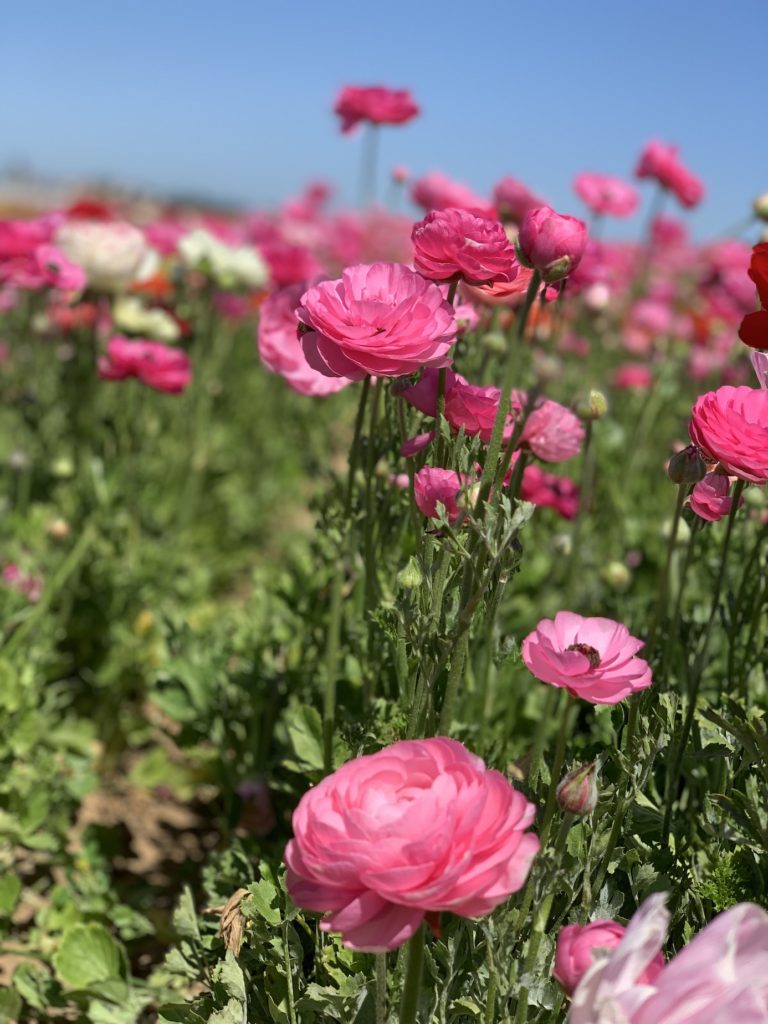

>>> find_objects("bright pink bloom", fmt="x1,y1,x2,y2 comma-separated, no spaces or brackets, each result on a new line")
613,364,653,391
412,208,519,286
690,473,740,522
651,215,687,247
519,397,584,462
688,385,768,484
461,266,537,308
99,337,191,393
492,177,545,223
521,465,580,519
260,241,323,288
0,218,52,259
399,367,465,417
284,737,539,952
297,262,456,380
411,173,495,218
391,165,409,184
258,283,349,397
517,207,588,283
34,244,86,291
445,381,519,443
635,141,704,209
400,431,435,458
521,611,653,705
414,467,468,523
568,894,768,1024
573,173,639,218
555,920,664,996
334,85,419,133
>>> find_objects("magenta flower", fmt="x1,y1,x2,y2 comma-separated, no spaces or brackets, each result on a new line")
689,473,741,522
412,208,519,286
284,737,539,952
414,466,468,523
445,381,519,443
520,465,580,519
99,337,191,394
334,85,419,133
517,207,588,283
34,244,86,292
555,920,664,996
613,363,653,391
297,262,456,380
399,367,466,417
492,177,545,223
573,173,639,218
411,172,495,218
635,140,705,209
521,611,653,704
688,385,768,484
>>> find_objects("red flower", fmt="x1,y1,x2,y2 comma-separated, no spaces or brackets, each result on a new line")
738,243,768,351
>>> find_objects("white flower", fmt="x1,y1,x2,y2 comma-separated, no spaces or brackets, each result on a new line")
112,296,180,343
54,221,150,292
177,228,268,290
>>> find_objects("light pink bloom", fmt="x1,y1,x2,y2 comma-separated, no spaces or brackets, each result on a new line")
613,363,653,391
391,165,410,184
688,385,768,484
569,893,768,1023
461,266,537,308
99,336,191,393
492,177,545,223
519,397,585,462
517,207,588,283
635,141,704,209
414,467,468,523
573,173,639,218
412,208,519,286
258,283,349,397
411,172,495,219
284,737,539,951
400,431,435,458
444,381,519,443
260,241,323,287
521,611,653,704
690,473,740,522
34,244,86,291
555,920,664,996
297,262,456,380
334,85,419,133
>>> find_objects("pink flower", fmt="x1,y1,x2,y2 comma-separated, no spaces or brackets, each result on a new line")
751,351,768,389
99,337,191,393
0,218,53,259
297,262,456,380
521,465,580,519
461,266,537,308
517,207,588,283
414,467,468,523
613,363,653,391
445,381,519,443
635,141,704,209
260,241,323,288
492,177,545,223
400,431,435,457
573,173,639,218
520,397,585,462
411,172,495,219
521,611,653,704
688,385,768,484
399,367,465,417
690,473,740,522
568,894,768,1023
391,165,410,184
258,284,350,397
34,244,86,291
555,920,664,996
2,564,43,603
284,737,539,952
334,85,419,133
412,208,519,286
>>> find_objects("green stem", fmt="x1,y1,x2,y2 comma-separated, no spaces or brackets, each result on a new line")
438,630,469,734
646,482,688,658
346,376,371,516
398,925,425,1024
375,952,387,1024
322,568,343,773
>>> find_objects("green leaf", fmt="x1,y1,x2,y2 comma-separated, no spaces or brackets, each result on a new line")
246,877,281,928
0,988,22,1023
53,923,125,989
158,1004,207,1024
284,704,324,772
212,953,246,1005
0,876,21,917
173,887,201,943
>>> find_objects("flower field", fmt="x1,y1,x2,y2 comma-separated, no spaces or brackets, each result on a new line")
1,83,767,1023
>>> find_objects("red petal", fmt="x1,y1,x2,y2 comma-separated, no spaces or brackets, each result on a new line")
738,309,768,350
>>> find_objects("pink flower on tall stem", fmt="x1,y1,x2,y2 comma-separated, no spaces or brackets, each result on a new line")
635,141,704,209
284,737,539,952
573,173,639,218
516,207,588,283
297,262,456,379
520,465,580,519
411,172,495,219
99,337,191,393
334,86,419,133
414,467,469,523
688,385,768,484
689,472,741,522
519,397,584,462
521,611,653,704
492,177,545,223
412,208,519,286
555,920,664,996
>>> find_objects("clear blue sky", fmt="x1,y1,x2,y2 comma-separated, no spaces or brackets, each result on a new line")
3,0,765,238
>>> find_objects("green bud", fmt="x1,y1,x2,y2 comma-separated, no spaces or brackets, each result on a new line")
753,193,768,222
480,331,507,354
667,445,707,484
577,389,608,421
601,561,631,590
397,557,423,590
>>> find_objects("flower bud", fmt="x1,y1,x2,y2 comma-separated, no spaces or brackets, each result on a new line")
47,518,71,541
516,207,587,283
556,762,598,816
397,557,423,589
667,444,707,484
753,193,768,222
601,561,631,590
480,331,507,354
576,389,608,421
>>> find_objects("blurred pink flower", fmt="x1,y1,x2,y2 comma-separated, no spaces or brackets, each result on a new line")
573,173,639,218
284,737,539,951
99,336,191,393
34,244,86,292
555,920,664,996
334,85,419,133
411,172,495,218
520,397,584,462
260,241,323,288
613,364,653,391
521,465,580,519
399,431,435,458
492,177,545,223
689,385,768,483
517,207,588,283
751,350,768,388
521,611,653,704
2,564,43,603
412,208,519,286
414,466,468,523
635,141,704,209
445,381,519,443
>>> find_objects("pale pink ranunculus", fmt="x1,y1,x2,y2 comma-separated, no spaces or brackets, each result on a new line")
555,920,664,996
568,893,768,1024
521,465,579,519
517,207,588,283
414,466,468,523
635,141,704,209
55,220,150,292
297,262,456,380
521,611,653,704
284,737,539,952
257,283,350,397
492,177,545,223
34,244,86,292
99,336,191,393
613,363,653,391
334,85,420,133
519,397,585,462
412,208,519,286
573,173,639,218
751,351,768,389
690,473,740,522
688,385,768,484
411,172,495,219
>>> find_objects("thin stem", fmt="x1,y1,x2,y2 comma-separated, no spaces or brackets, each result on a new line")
346,377,371,516
398,925,425,1024
360,124,380,208
438,630,469,734
375,952,387,1024
322,568,343,773
646,482,688,658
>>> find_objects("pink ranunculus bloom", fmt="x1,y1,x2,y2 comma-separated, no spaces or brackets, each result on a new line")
521,611,653,704
690,472,741,522
34,244,87,292
492,177,545,224
519,396,585,462
55,220,150,292
398,367,466,417
613,363,653,391
260,241,323,288
0,218,53,259
454,300,480,334
573,173,639,218
517,207,588,283
521,464,580,519
2,564,43,603
651,215,687,247
391,165,410,184
257,283,350,397
284,737,539,952
99,336,191,394
635,141,704,209
688,385,768,484
399,431,435,458
555,920,664,996
414,466,469,523
334,85,420,133
297,262,456,380
751,351,768,389
568,893,768,1024
444,381,520,443
412,208,519,287
411,172,495,219
461,266,537,308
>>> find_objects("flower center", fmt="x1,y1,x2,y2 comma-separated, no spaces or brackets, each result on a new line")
566,643,601,669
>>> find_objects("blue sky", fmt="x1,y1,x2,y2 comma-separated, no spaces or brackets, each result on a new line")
3,0,765,238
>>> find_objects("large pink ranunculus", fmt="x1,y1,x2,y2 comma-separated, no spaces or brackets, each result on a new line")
573,173,639,219
635,141,704,209
412,208,519,286
688,385,768,484
99,337,191,393
334,85,419,133
555,920,664,997
492,177,545,223
519,397,585,462
284,737,539,952
257,283,350,397
521,611,652,704
411,172,495,219
517,207,588,283
568,894,768,1023
297,262,456,380
414,467,469,523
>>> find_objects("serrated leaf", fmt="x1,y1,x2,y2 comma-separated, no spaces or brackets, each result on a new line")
246,879,281,928
173,887,201,943
158,1004,207,1024
53,923,124,989
212,953,246,1005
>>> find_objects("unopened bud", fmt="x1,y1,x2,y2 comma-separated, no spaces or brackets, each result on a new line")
753,193,768,222
667,445,707,484
557,762,598,816
480,331,507,354
601,560,631,590
47,518,71,541
51,456,75,479
577,390,608,421
397,557,423,590
552,532,572,557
